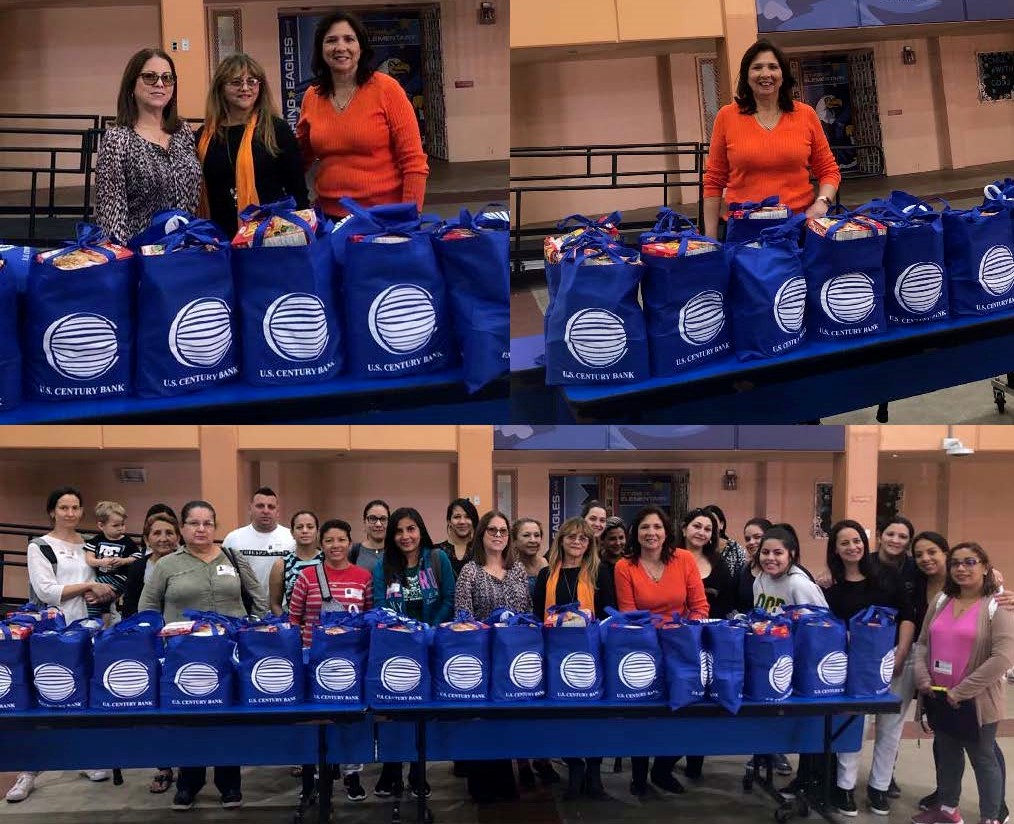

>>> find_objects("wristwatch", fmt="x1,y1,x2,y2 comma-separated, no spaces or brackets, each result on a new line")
816,195,833,208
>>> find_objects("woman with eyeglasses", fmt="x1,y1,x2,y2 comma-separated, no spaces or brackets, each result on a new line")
435,498,480,578
453,511,530,804
138,500,268,811
350,500,389,574
197,53,309,239
95,48,200,244
913,543,1014,824
533,517,617,800
296,10,428,218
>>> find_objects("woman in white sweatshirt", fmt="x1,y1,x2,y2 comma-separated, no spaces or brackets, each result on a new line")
753,525,828,613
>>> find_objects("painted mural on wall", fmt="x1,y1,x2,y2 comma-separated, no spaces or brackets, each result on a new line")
758,0,972,31
799,56,857,172
978,51,1014,102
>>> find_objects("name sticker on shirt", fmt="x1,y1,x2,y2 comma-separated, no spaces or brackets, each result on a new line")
216,565,237,577
932,659,953,676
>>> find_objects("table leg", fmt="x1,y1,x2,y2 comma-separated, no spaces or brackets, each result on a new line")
822,715,833,813
318,726,332,824
415,719,430,823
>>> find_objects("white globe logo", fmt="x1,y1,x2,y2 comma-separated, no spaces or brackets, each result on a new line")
174,662,220,698
482,210,510,223
978,245,1014,297
102,659,150,699
880,649,895,686
33,663,77,702
560,652,598,690
250,657,294,695
768,655,794,696
820,272,876,324
315,658,357,693
895,262,943,313
368,284,437,355
618,651,657,690
380,656,421,693
262,293,329,362
508,652,543,690
0,664,12,699
678,290,725,346
817,651,848,687
442,654,484,691
564,308,628,368
43,313,119,380
774,277,807,334
168,298,233,368
700,650,714,687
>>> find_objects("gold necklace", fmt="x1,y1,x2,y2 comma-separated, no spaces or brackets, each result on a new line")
754,111,781,131
332,85,357,112
642,558,665,582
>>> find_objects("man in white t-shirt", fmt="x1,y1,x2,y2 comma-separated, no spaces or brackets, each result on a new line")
221,487,295,591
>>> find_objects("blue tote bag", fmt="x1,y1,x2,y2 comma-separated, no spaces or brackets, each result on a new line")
784,605,847,698
0,621,32,710
659,614,706,710
89,610,163,709
544,603,603,701
308,611,369,704
24,224,135,401
846,605,897,697
943,205,1014,317
742,611,793,703
232,199,342,386
160,615,235,709
329,199,421,273
432,206,509,393
135,220,239,397
489,610,545,702
601,608,662,702
431,611,491,701
545,240,649,385
640,214,731,377
127,209,197,251
342,201,454,379
701,619,745,714
236,615,304,706
728,215,808,360
802,212,887,340
725,195,792,244
0,250,21,411
28,618,100,710
366,614,431,705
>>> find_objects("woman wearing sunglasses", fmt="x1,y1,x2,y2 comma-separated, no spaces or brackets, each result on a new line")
913,542,1014,824
197,53,308,239
95,48,200,244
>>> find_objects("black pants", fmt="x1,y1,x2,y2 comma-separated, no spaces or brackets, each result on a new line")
379,761,422,786
176,766,240,797
466,760,517,802
632,755,677,782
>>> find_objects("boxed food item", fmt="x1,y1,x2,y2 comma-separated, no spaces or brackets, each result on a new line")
545,607,593,627
349,234,410,244
0,623,32,640
806,216,886,241
9,606,62,624
749,620,790,637
439,227,478,241
37,243,133,270
730,204,789,221
140,243,219,256
441,620,487,631
159,621,196,637
641,238,720,258
232,209,319,248
544,219,619,264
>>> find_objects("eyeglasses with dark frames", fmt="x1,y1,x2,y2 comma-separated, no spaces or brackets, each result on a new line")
139,72,176,87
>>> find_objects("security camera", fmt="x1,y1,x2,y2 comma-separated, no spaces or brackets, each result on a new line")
942,438,974,456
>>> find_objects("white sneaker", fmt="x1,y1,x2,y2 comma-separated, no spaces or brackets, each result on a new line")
6,773,36,803
82,770,111,782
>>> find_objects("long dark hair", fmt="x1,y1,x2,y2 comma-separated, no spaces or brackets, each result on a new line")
310,10,376,96
381,507,435,584
758,525,801,569
680,507,720,560
826,519,872,584
734,39,796,114
703,504,728,539
114,47,182,131
446,497,479,530
943,542,999,597
877,515,915,555
626,505,677,565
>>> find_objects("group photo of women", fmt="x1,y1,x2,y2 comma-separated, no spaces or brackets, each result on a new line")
10,484,1013,824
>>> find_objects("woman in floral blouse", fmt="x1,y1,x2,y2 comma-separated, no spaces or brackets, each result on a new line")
95,48,200,244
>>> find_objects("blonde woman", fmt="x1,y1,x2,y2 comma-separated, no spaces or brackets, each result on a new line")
197,53,308,238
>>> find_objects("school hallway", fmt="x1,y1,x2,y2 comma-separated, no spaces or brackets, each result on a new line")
1,691,1010,823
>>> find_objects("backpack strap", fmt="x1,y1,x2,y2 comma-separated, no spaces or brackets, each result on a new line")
314,562,333,602
30,539,58,570
222,546,255,614
429,548,442,589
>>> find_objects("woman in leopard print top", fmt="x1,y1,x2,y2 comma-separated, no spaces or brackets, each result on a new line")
95,48,200,244
453,509,531,621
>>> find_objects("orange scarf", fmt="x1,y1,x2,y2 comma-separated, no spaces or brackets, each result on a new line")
196,113,260,222
545,564,596,614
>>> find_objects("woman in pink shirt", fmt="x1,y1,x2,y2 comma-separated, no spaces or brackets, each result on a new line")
914,542,1014,824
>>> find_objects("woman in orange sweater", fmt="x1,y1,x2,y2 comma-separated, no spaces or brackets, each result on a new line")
702,39,841,239
615,505,708,797
296,10,429,218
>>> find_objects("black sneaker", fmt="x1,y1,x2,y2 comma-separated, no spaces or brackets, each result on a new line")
409,780,431,799
649,770,686,795
630,778,648,797
220,790,242,809
868,786,891,816
919,792,940,812
833,787,858,818
344,774,366,803
171,789,194,811
373,776,403,798
1000,802,1010,824
888,778,901,799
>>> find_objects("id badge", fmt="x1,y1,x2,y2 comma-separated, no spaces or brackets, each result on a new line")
932,659,953,676
216,564,237,577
